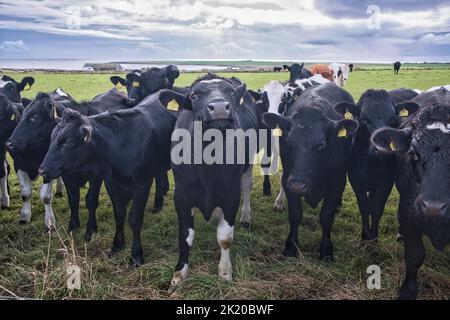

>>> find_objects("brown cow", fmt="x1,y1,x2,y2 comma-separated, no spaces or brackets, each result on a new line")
310,64,334,81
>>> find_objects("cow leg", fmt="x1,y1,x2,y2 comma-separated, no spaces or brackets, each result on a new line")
55,177,65,197
152,173,164,213
128,181,152,266
369,180,394,241
399,227,425,300
239,165,253,228
284,190,303,257
108,185,131,256
40,180,56,231
162,171,169,196
17,169,32,224
273,176,285,212
84,177,102,241
217,208,234,281
171,195,194,288
0,161,10,209
64,179,81,232
353,187,371,242
319,177,345,261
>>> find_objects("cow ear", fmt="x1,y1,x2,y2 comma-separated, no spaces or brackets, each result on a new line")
283,65,291,71
158,89,188,112
371,127,410,153
247,89,261,102
394,101,420,118
21,97,32,107
235,83,247,105
334,119,359,138
18,77,35,92
335,102,359,119
300,63,304,68
263,112,292,135
110,76,126,88
80,125,92,143
166,65,180,85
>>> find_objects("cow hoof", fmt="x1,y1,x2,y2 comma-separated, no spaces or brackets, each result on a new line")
84,230,96,242
45,225,56,234
219,270,232,281
398,287,417,300
151,207,162,214
55,192,64,198
1,205,10,210
170,266,189,290
272,204,284,213
396,233,405,242
319,254,333,262
283,242,299,258
240,221,250,229
129,256,144,268
19,220,28,225
108,246,124,258
263,191,271,197
68,222,80,232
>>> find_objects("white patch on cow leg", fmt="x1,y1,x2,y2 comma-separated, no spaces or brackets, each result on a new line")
40,181,56,229
273,176,285,211
170,263,189,288
216,209,234,281
55,177,65,195
17,169,32,223
186,228,195,247
240,165,253,226
0,161,10,208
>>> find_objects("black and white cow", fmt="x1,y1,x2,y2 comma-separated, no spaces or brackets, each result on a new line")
6,88,129,232
0,75,35,104
342,89,419,242
39,90,180,265
283,63,313,82
170,74,258,287
263,82,359,260
388,88,419,104
110,65,185,106
394,61,401,75
371,88,450,299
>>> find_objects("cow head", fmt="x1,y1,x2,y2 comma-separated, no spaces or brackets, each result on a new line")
7,93,60,153
249,81,297,116
283,63,312,82
263,107,358,206
371,104,450,222
110,65,180,106
0,75,35,103
184,74,246,130
39,109,95,182
0,95,21,143
336,89,420,136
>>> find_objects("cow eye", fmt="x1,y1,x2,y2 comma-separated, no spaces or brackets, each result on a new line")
231,90,236,97
191,93,199,100
30,114,39,122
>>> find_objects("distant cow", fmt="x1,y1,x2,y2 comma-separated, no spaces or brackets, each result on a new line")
0,75,35,104
343,89,419,242
329,63,350,87
388,88,419,104
349,64,354,72
110,65,184,106
169,74,258,287
310,64,334,81
40,90,181,265
394,61,401,74
371,88,450,299
263,83,358,260
283,63,313,82
273,67,282,72
6,88,129,232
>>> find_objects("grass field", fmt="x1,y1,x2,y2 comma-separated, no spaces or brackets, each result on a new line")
1,69,449,300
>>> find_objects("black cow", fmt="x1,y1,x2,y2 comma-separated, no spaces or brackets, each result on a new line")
273,67,282,72
39,90,180,265
371,88,450,299
349,64,354,72
341,89,419,242
6,88,129,233
169,74,258,288
388,88,419,104
110,65,184,106
394,61,401,75
0,75,35,104
263,82,359,260
283,63,313,82
0,95,24,209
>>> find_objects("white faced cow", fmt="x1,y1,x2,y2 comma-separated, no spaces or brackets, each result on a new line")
328,63,350,87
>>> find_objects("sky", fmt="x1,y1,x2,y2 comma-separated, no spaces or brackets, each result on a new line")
0,0,449,62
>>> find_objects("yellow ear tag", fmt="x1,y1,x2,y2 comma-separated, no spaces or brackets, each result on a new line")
344,110,353,120
240,97,244,105
167,99,179,111
24,83,31,91
10,114,15,121
53,107,58,119
399,108,408,117
389,140,396,151
115,82,123,89
132,81,140,88
273,126,282,137
338,127,347,138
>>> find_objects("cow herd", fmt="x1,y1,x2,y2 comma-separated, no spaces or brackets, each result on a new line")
0,63,449,300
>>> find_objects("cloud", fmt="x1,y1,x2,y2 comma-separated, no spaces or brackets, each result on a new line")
420,32,450,45
0,40,29,52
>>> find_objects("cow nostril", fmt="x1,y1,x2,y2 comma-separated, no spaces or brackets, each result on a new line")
225,104,230,111
288,178,308,195
38,167,46,176
420,199,448,217
207,104,215,112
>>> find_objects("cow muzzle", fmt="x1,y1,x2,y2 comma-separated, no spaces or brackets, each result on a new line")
287,177,308,195
207,101,231,120
419,199,448,218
